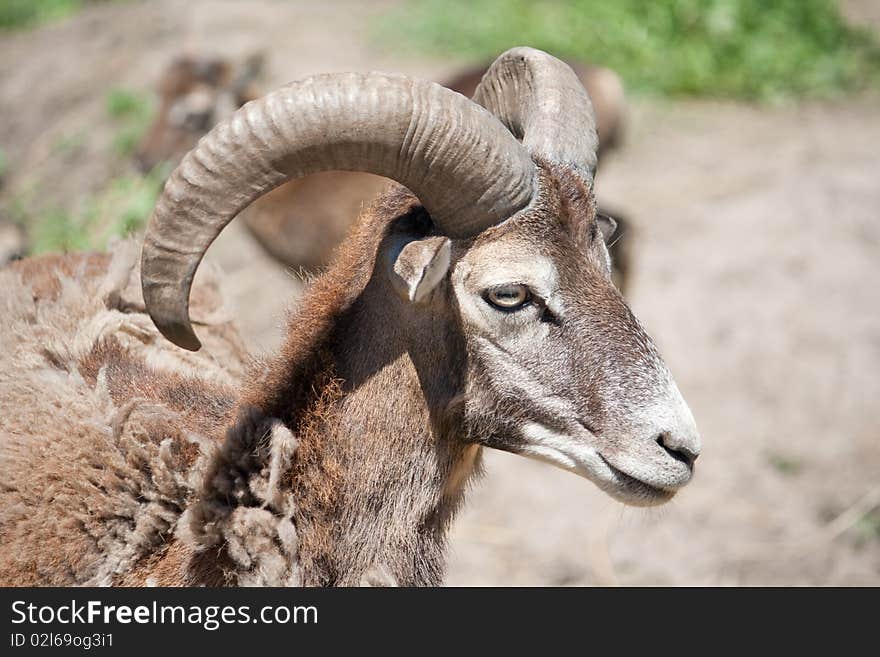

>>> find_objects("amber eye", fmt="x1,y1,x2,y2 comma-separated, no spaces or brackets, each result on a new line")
484,284,531,310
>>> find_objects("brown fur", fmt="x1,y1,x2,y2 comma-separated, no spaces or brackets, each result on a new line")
0,243,243,585
118,537,235,587
0,182,482,585
228,189,478,585
9,252,112,301
1,160,678,586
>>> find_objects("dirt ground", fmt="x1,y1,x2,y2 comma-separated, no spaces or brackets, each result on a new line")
1,0,878,585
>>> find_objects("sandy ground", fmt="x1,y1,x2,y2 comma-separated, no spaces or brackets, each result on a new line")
1,0,878,585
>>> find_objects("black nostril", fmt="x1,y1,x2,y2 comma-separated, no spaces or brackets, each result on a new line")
656,434,697,469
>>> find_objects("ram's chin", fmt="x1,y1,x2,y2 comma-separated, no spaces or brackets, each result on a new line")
596,458,677,507
517,423,676,508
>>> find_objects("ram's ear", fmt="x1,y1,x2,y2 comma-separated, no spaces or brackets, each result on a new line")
596,212,618,244
387,236,452,303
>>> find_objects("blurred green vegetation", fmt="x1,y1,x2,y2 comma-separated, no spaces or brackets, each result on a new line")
52,131,87,157
852,508,880,546
766,450,804,476
10,166,166,255
378,0,880,100
5,88,162,255
105,87,148,118
0,0,85,31
105,87,153,156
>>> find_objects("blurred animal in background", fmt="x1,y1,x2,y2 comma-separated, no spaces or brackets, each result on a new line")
135,53,633,291
1,48,698,586
134,52,266,172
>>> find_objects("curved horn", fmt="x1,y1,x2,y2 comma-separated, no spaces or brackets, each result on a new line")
142,72,537,350
472,47,599,183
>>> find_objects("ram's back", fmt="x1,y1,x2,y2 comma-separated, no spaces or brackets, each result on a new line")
0,242,245,585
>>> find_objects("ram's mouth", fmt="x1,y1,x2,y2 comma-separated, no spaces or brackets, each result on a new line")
517,421,680,508
597,453,676,507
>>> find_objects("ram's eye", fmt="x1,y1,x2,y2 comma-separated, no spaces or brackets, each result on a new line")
484,284,531,310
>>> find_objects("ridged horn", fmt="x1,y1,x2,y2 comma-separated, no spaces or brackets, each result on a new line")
142,72,537,350
472,47,599,183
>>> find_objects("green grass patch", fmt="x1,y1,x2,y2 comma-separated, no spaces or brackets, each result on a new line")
376,0,880,100
112,124,146,157
11,165,168,255
852,508,880,546
29,207,93,253
52,131,88,157
765,451,803,477
105,88,153,156
2,84,160,256
0,0,85,31
105,88,149,119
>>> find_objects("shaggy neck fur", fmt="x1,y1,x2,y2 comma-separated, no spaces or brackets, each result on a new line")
287,314,478,586
181,190,482,586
